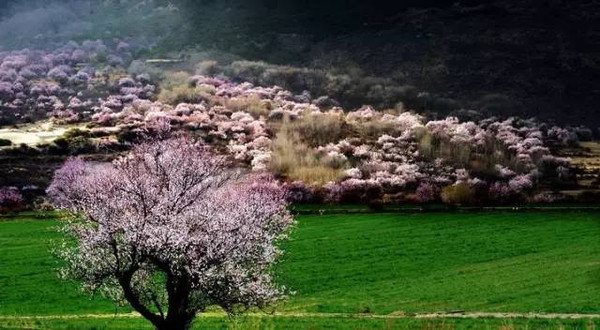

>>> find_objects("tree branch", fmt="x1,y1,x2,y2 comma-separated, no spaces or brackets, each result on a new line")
118,270,165,328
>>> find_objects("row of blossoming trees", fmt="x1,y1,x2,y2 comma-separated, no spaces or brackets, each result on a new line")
81,77,575,205
0,40,585,205
0,40,154,126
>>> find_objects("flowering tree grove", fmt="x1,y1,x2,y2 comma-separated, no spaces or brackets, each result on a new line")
47,138,294,330
2,39,581,205
0,186,23,213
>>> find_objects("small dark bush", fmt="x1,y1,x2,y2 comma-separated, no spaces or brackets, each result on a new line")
62,128,91,139
67,136,95,155
117,129,144,144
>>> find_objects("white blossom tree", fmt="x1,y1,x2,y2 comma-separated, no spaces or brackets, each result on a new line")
47,138,294,330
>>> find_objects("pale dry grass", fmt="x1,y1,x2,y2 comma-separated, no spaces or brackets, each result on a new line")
223,95,271,118
157,71,210,105
285,111,345,147
157,85,209,105
0,122,81,146
441,183,476,205
355,119,398,139
159,71,191,90
571,142,600,171
270,127,344,185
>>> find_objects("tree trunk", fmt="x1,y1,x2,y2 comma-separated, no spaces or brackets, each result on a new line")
118,271,165,329
155,273,195,330
155,315,194,330
119,268,196,330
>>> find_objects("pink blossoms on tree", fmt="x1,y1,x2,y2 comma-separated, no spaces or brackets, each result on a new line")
47,138,294,330
0,186,23,213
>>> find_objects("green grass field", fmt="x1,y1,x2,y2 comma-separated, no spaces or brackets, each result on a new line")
1,211,599,329
279,212,600,314
3,315,600,330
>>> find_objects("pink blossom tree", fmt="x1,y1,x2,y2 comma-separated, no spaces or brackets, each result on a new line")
47,138,294,330
0,187,23,213
415,182,439,203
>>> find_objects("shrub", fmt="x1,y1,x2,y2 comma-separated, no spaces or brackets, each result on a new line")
284,111,345,147
62,128,90,139
366,199,384,211
48,136,95,155
322,179,383,204
0,138,12,147
223,95,271,118
285,181,316,203
66,136,96,155
48,138,70,155
228,61,270,83
351,111,422,139
0,82,14,101
441,183,476,205
532,191,571,203
195,60,220,76
117,128,145,145
355,119,398,139
488,182,514,203
415,182,439,203
157,84,207,105
0,187,23,213
270,128,344,185
159,71,192,90
286,165,346,186
128,60,164,82
157,71,208,105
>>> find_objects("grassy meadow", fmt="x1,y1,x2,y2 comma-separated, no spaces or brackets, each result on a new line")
2,315,600,330
0,211,599,329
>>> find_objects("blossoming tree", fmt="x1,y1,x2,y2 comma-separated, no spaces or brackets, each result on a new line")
47,138,294,330
0,187,23,213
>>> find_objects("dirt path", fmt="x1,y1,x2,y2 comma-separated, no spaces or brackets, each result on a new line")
1,311,599,320
411,312,600,320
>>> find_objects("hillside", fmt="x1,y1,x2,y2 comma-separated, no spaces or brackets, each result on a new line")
2,1,599,127
179,0,600,127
